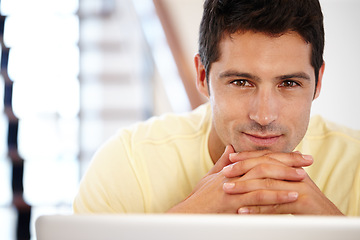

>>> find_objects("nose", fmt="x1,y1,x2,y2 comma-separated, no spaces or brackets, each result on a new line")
249,89,279,126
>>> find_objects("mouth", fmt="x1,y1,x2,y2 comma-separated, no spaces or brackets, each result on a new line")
243,133,282,146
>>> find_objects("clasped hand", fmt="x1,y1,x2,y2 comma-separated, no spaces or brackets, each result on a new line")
168,145,343,215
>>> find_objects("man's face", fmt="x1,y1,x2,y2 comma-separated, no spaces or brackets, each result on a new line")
196,31,323,157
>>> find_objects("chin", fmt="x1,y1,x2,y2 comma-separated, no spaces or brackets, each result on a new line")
233,144,293,153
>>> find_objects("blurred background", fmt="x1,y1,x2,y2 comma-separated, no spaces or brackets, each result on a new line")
0,0,359,239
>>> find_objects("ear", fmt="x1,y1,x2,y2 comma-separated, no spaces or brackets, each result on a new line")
194,54,210,98
313,62,325,100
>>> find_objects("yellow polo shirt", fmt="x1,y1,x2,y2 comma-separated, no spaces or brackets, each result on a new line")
296,115,360,216
73,103,360,216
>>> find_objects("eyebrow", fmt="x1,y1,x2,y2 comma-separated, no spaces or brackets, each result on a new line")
276,72,311,81
218,71,311,81
219,71,260,81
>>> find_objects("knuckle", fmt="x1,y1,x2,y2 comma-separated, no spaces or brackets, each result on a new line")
234,160,245,171
251,206,261,214
289,151,299,158
260,150,273,156
263,155,275,162
276,191,287,202
254,191,265,202
263,178,275,189
254,205,279,214
263,155,282,166
236,151,249,159
239,181,249,192
256,163,269,175
290,152,303,162
269,204,281,213
234,161,249,176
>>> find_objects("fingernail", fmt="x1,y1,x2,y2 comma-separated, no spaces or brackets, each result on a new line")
229,153,236,161
223,182,235,190
296,168,306,176
238,207,250,214
288,192,299,201
224,145,230,152
302,154,313,162
222,164,233,174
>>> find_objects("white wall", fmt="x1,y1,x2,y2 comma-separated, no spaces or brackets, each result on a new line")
311,0,360,130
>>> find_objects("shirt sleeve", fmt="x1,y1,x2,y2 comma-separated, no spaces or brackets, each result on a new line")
73,130,146,213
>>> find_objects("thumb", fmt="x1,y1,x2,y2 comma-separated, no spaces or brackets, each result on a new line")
208,145,235,174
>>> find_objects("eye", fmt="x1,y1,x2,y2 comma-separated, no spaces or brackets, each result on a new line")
231,80,252,87
279,80,300,88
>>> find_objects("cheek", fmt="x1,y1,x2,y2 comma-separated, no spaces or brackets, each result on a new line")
210,89,247,123
210,84,248,112
284,98,313,143
210,92,249,137
289,97,313,119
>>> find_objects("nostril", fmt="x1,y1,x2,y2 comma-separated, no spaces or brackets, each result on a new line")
249,113,277,127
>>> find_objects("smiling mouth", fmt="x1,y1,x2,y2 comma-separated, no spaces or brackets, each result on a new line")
244,133,282,146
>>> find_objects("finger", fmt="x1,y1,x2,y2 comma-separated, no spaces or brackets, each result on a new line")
267,152,314,167
234,190,299,207
238,202,298,215
229,151,313,168
240,164,307,182
223,154,308,179
223,176,306,195
229,150,272,162
208,145,235,174
238,193,344,215
223,155,283,178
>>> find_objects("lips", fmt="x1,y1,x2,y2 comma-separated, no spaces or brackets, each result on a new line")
244,133,282,146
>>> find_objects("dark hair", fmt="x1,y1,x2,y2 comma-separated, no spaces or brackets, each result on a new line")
199,0,324,87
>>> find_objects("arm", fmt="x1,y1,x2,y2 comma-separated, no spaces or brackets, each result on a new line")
73,134,145,214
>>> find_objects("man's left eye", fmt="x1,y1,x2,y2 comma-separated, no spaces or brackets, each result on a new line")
280,81,299,88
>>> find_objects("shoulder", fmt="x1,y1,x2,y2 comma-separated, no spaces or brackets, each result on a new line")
93,102,212,171
302,115,360,173
119,102,212,145
306,115,360,143
303,116,360,216
299,115,360,174
91,102,212,166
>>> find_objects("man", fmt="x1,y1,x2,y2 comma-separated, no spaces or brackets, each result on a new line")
74,0,360,216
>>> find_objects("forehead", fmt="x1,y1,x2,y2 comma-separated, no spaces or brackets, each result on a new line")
213,31,313,78
220,31,311,61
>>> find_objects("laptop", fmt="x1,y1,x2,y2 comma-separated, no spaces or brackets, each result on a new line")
35,214,360,240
